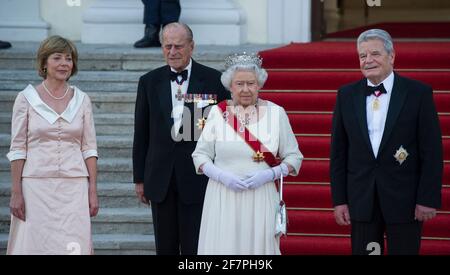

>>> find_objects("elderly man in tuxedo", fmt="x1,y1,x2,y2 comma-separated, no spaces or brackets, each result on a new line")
330,29,443,255
133,22,229,254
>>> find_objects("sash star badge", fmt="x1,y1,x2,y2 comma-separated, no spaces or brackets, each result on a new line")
196,117,207,130
394,145,409,165
252,150,265,162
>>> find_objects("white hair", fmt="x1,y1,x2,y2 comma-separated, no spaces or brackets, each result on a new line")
159,22,194,44
220,64,268,91
357,29,394,54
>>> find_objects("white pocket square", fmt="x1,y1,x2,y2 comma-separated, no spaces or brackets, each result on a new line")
196,100,210,108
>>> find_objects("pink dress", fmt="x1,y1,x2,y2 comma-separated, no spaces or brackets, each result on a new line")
6,84,98,255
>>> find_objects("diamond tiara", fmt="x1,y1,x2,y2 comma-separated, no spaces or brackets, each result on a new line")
224,52,263,70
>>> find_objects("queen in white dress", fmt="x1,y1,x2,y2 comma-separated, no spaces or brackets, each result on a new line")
192,53,303,255
6,36,98,255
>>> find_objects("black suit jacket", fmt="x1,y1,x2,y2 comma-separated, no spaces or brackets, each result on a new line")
133,60,229,204
330,72,443,223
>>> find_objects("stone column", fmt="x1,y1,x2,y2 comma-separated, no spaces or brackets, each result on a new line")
180,0,246,45
0,0,49,41
81,0,245,45
324,0,341,33
267,0,311,43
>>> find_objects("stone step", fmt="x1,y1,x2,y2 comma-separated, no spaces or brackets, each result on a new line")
0,207,152,235
0,157,133,183
0,69,144,83
0,134,133,159
0,182,145,208
91,234,156,255
0,233,156,255
0,48,167,72
0,112,134,136
0,42,270,71
0,91,136,114
0,70,144,93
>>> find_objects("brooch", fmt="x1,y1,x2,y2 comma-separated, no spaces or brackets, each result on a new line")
196,117,207,130
252,150,265,162
394,145,409,165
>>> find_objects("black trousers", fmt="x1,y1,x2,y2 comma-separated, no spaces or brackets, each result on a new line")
150,173,203,255
351,192,423,255
142,0,181,26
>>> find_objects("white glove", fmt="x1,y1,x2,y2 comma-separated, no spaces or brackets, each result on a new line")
202,162,247,191
243,163,289,189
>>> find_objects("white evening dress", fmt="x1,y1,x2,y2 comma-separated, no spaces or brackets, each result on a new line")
192,101,303,255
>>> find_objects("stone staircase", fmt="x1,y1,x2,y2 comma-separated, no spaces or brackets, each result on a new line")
0,42,275,254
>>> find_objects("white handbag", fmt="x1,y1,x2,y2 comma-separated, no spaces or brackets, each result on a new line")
275,175,288,237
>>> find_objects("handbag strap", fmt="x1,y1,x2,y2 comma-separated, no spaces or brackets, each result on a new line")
279,175,284,204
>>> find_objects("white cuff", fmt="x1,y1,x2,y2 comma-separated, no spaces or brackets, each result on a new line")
82,149,98,160
6,150,26,162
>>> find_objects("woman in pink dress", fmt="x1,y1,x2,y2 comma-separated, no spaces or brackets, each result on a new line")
6,36,99,255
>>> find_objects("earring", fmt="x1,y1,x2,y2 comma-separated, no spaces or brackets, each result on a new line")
43,68,47,73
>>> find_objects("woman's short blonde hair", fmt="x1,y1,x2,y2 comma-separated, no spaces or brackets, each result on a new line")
36,35,78,79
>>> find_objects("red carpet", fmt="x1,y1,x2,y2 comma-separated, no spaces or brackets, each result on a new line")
284,184,450,211
261,92,450,113
287,210,450,238
264,71,450,90
258,40,450,255
297,136,450,160
259,42,450,69
281,236,450,255
287,114,450,136
325,22,450,39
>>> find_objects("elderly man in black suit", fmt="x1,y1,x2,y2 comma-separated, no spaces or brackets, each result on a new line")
133,22,229,255
330,29,443,255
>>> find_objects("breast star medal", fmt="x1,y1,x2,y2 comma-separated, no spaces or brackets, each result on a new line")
252,150,265,162
394,145,409,165
372,98,380,111
196,117,207,130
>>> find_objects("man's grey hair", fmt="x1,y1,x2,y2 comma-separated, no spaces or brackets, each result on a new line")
220,64,268,91
159,22,194,44
357,29,394,54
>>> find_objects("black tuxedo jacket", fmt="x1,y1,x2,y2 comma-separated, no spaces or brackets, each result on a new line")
330,73,443,223
133,60,229,204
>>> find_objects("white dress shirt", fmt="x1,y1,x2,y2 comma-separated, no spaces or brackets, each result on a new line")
170,59,192,134
366,71,394,158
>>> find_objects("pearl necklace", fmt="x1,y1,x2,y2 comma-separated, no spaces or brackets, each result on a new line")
42,81,70,100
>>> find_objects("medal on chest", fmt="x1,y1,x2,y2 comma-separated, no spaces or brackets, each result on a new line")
372,98,380,111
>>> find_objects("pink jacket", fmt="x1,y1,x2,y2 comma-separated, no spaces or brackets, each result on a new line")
7,85,98,178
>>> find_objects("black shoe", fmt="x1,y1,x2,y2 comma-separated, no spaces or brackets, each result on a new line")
134,25,161,48
0,40,11,49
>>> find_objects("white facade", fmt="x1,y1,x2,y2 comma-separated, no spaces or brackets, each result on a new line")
0,0,312,44
0,0,49,41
